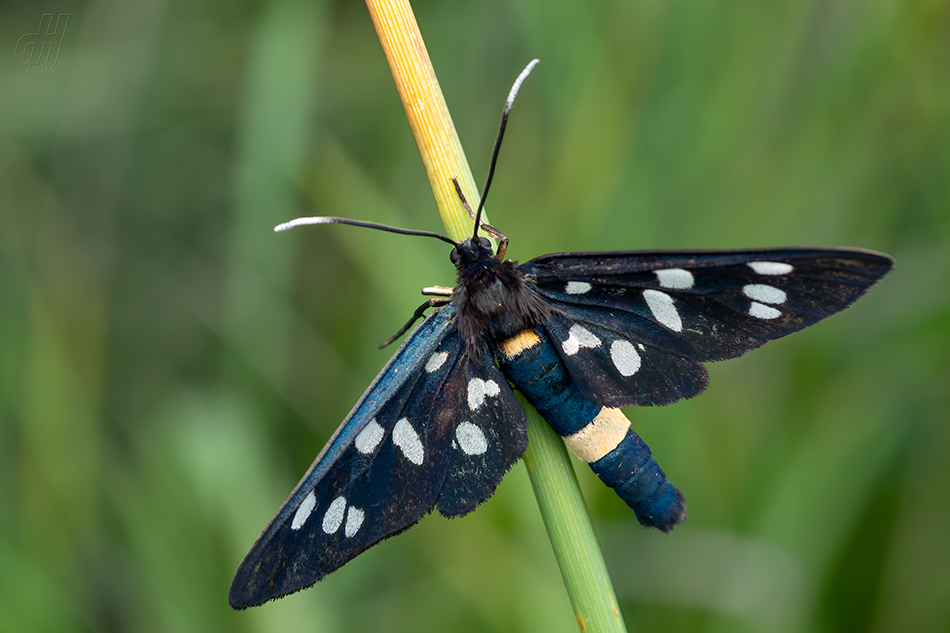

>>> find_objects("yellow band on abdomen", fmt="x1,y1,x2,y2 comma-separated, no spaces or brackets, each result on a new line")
500,329,542,359
563,407,630,463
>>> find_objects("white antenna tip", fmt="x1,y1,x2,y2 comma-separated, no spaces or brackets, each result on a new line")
505,58,540,108
274,216,329,232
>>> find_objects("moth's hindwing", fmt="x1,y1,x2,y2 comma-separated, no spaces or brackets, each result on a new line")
436,339,528,517
230,308,465,609
521,247,894,406
541,311,709,407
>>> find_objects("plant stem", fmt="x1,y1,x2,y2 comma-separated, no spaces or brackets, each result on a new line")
365,0,484,243
364,1,628,630
519,395,628,632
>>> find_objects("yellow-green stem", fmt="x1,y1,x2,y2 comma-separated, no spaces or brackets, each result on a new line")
365,0,484,242
365,0,628,630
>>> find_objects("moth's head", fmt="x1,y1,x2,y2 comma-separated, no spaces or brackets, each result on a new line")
450,236,494,269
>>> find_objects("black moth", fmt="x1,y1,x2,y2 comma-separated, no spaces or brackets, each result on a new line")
229,60,893,608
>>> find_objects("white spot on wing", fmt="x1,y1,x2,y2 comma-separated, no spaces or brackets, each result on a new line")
643,289,683,332
344,506,364,537
743,284,787,304
393,418,424,465
610,340,641,376
291,491,316,530
654,268,694,289
565,281,592,295
425,351,448,373
355,418,385,454
468,378,500,410
562,324,601,355
455,422,488,455
748,261,793,275
322,496,346,534
749,302,781,319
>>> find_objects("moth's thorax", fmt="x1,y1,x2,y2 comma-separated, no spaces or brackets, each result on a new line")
450,249,549,346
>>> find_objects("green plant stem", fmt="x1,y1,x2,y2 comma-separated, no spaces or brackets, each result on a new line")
519,395,627,632
364,1,628,631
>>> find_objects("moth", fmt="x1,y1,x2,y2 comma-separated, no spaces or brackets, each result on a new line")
229,60,893,608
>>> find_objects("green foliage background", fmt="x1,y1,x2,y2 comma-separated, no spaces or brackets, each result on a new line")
2,0,948,631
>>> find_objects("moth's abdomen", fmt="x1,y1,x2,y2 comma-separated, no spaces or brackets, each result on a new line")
584,420,686,530
496,329,686,531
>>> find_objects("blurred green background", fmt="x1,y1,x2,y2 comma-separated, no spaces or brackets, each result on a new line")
2,0,948,631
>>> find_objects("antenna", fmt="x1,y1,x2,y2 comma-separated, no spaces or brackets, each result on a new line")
472,58,540,237
275,216,457,247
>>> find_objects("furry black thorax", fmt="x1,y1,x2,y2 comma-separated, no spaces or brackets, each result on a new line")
449,237,549,346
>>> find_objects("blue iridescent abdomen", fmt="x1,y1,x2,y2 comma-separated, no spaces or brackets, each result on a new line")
495,327,686,531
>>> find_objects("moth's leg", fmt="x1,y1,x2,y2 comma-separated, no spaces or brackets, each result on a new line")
422,285,454,297
379,297,451,349
450,178,509,260
493,231,509,262
452,178,477,223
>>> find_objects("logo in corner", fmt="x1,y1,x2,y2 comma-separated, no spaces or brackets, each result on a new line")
15,14,70,73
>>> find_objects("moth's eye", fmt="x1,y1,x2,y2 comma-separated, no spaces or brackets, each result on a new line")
450,248,460,265
478,237,492,250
